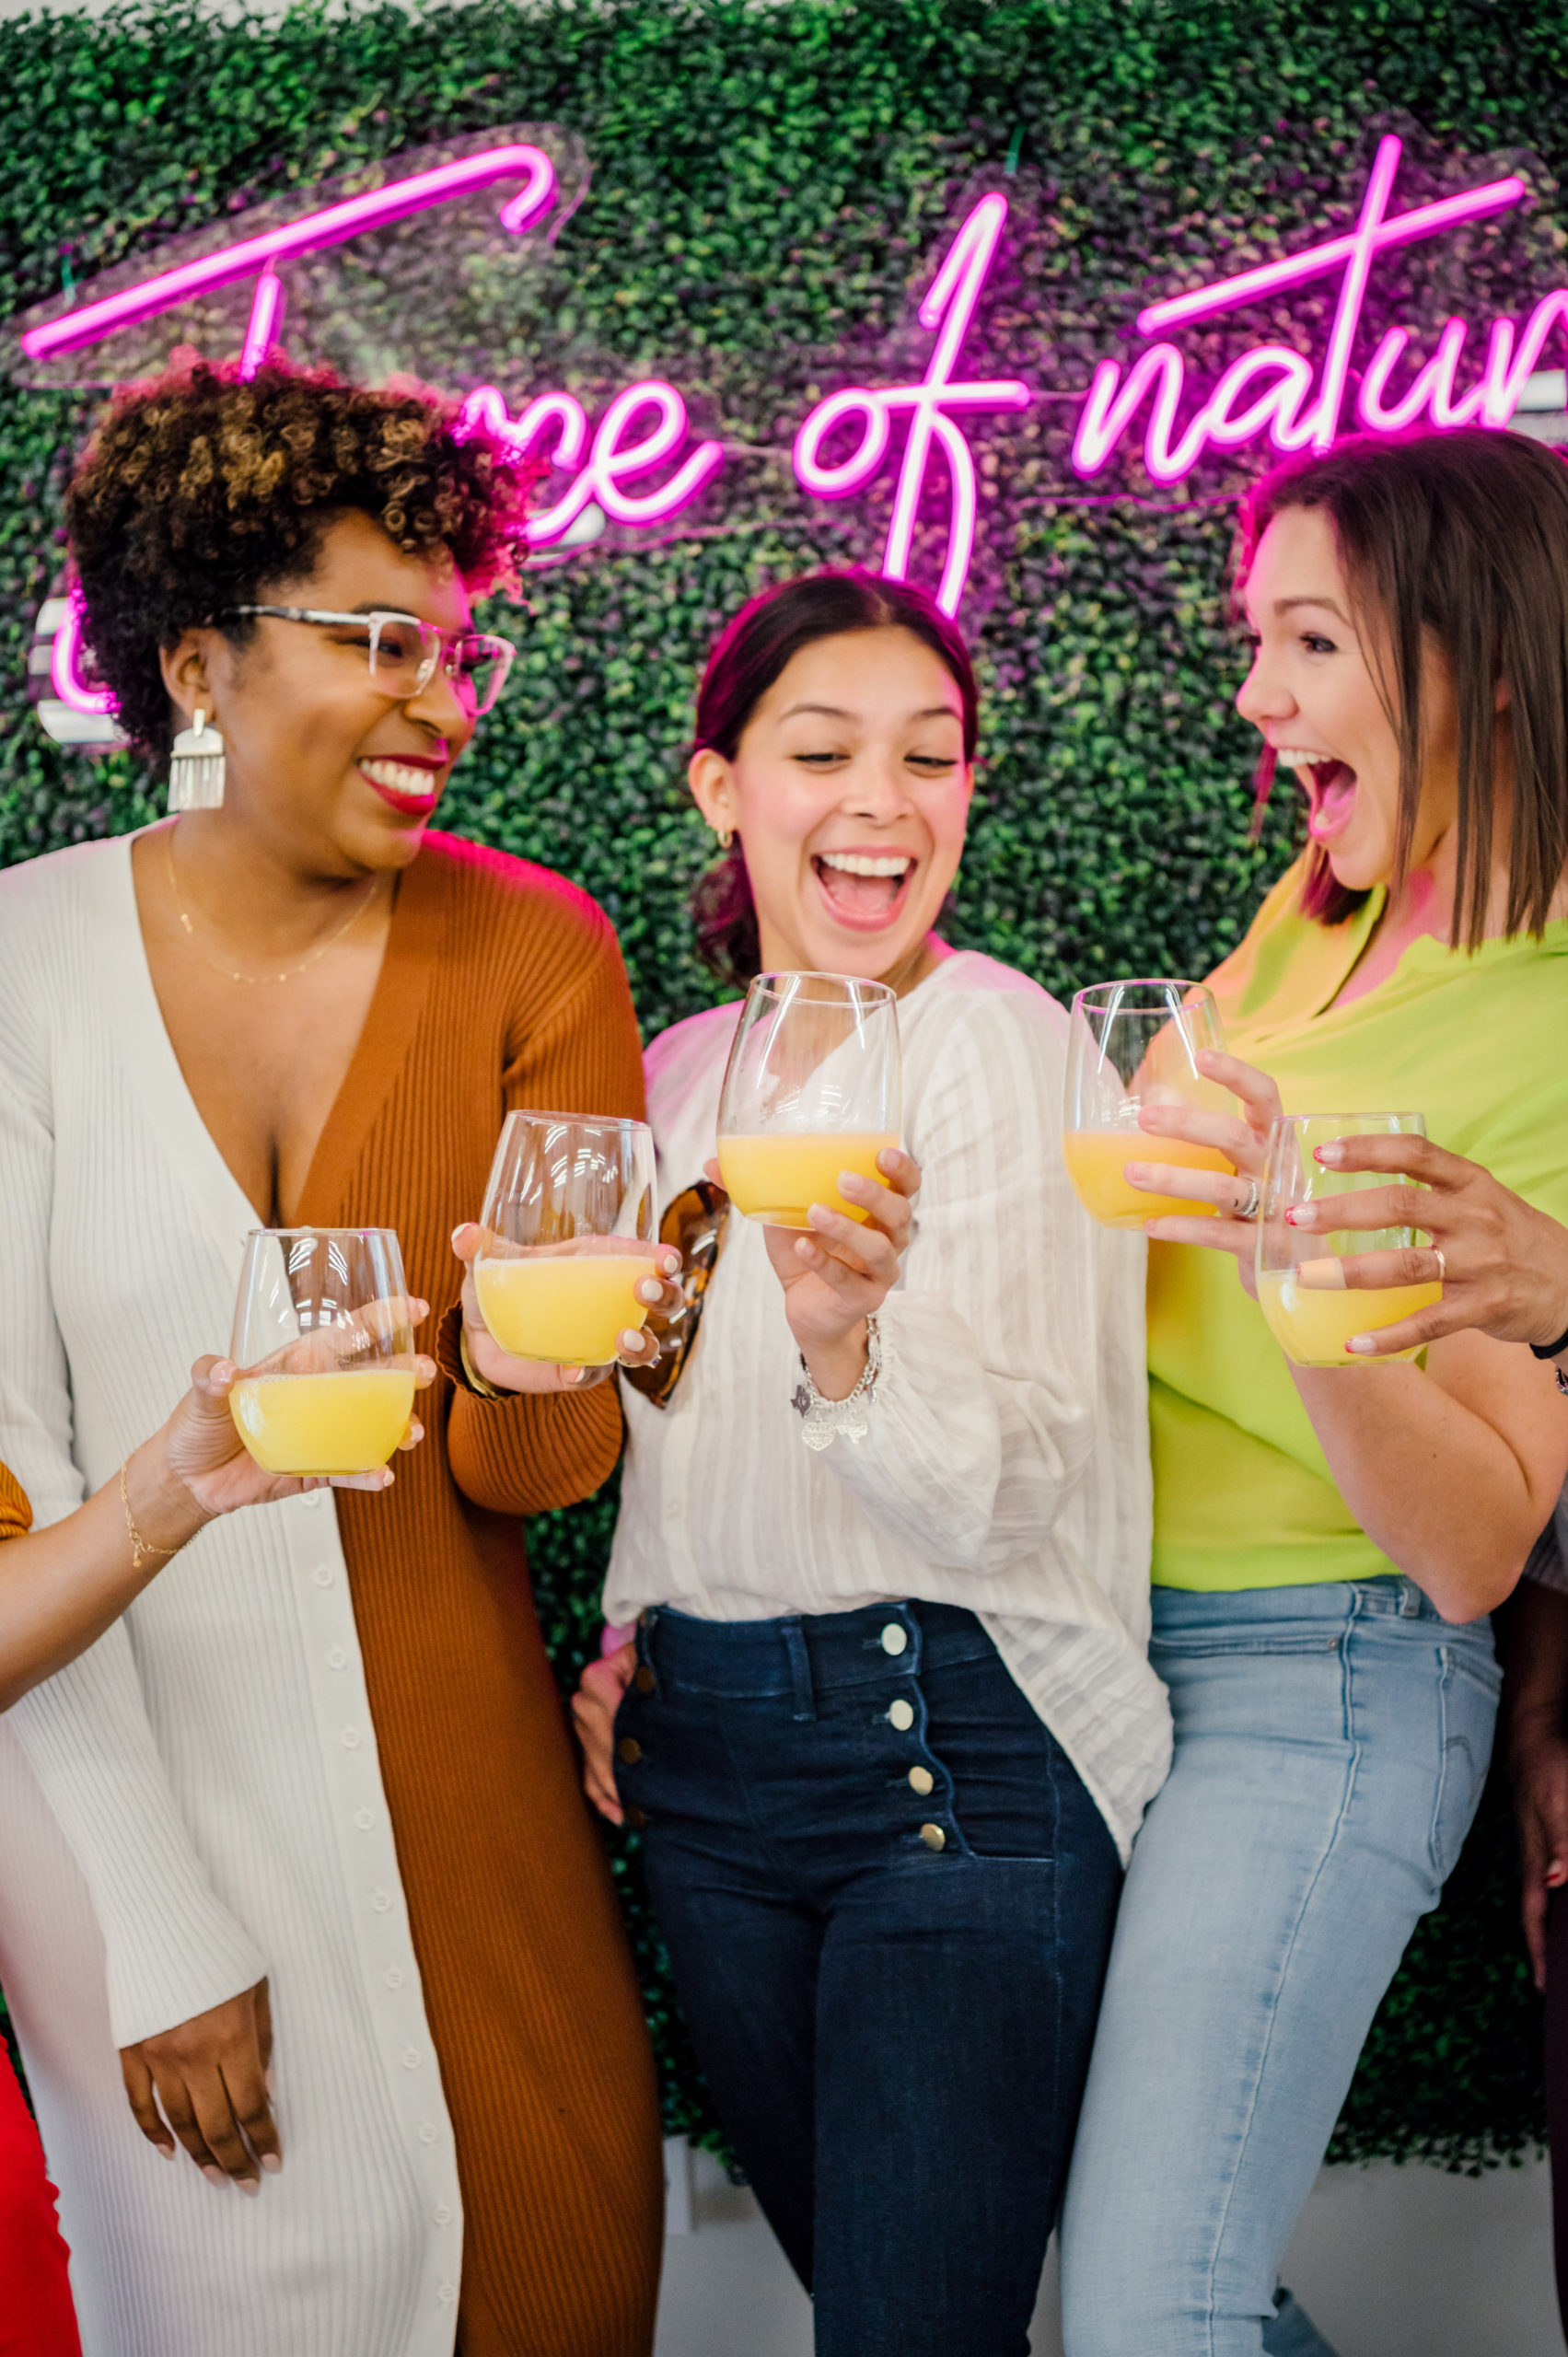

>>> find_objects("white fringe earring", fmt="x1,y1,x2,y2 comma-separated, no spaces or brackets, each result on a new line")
168,709,226,811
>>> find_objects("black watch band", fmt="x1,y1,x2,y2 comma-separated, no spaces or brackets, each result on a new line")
1530,1321,1568,1363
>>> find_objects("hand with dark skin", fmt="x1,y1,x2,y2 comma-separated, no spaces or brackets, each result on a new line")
1504,1579,1568,1991
1280,1132,1568,1362
572,1150,923,1824
121,1980,278,2193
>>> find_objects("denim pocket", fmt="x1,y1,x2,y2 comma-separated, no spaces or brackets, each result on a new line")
1428,1642,1502,1883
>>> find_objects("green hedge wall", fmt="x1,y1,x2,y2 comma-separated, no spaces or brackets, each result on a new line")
2,0,1560,2170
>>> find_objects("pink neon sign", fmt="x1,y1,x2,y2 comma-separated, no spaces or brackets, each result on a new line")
458,382,724,542
1072,135,1554,481
793,194,1029,615
21,144,559,365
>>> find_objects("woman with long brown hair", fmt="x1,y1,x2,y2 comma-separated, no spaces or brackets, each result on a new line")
0,355,669,2357
1059,427,1568,2357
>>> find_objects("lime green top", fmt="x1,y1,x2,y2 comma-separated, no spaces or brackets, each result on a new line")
1149,856,1568,1591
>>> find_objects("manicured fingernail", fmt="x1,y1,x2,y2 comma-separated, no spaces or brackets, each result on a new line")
158,2142,175,2161
638,1281,662,1303
265,2069,276,2096
1284,1206,1308,1226
203,2166,227,2188
1549,1864,1567,1887
1346,1334,1376,1353
1124,1163,1150,1183
237,2176,261,2198
620,1330,641,1352
450,1227,465,1249
261,2152,283,2172
1316,1142,1345,1166
563,1366,585,1385
412,1299,428,1318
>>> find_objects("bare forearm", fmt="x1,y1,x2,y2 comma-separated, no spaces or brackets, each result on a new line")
1293,1358,1560,1620
0,1434,206,1710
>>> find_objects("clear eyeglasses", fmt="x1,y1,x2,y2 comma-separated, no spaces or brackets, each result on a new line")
227,605,517,715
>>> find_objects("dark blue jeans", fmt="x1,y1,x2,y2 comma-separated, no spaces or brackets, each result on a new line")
614,1598,1123,2357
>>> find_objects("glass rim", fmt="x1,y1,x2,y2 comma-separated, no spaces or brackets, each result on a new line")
241,1225,403,1242
748,969,898,1004
1266,1111,1428,1134
497,1108,654,1134
1072,977,1213,1009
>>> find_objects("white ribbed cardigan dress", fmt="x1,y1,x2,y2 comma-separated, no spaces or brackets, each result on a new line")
0,838,462,2357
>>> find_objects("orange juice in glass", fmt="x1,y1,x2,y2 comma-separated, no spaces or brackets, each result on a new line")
1063,980,1236,1229
717,972,901,1228
228,1226,417,1475
1256,1112,1441,1367
472,1111,658,1378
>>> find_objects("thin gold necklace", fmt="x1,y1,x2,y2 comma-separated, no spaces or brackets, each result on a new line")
165,819,385,986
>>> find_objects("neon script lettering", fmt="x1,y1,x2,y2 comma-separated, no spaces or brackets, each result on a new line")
793,194,1030,616
458,382,724,542
30,143,726,717
1072,135,1551,481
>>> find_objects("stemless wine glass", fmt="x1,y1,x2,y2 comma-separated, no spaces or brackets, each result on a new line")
229,1227,417,1476
1256,1112,1439,1367
1063,980,1236,1229
715,970,901,1227
472,1111,658,1381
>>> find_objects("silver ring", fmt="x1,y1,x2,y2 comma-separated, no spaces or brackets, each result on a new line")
1434,1248,1447,1283
1236,1176,1261,1222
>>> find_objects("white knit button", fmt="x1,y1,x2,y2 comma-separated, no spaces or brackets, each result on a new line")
889,1699,914,1731
354,1809,375,1830
385,1968,404,1990
371,1890,391,1913
313,1564,332,1586
302,1493,324,1512
435,2203,453,2225
341,1728,361,1749
327,1647,347,1669
439,2283,457,2303
880,1622,907,1655
402,2046,422,2070
418,2122,438,2144
665,1502,680,1522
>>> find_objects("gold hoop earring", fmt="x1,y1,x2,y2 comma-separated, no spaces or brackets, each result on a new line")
715,825,734,852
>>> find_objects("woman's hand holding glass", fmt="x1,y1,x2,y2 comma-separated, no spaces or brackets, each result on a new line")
714,1145,923,1396
1279,1132,1568,1361
451,1223,682,1389
1126,1048,1283,1290
170,1335,433,1509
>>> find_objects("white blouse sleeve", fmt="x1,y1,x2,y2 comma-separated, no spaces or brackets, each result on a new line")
819,983,1098,1573
0,992,268,2049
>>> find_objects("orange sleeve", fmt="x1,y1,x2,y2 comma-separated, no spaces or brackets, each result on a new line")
0,1461,34,1542
443,911,646,1518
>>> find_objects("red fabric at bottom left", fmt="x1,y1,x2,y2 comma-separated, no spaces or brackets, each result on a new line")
0,2042,81,2357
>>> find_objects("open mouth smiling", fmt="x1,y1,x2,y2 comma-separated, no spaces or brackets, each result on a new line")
1276,747,1358,843
359,757,444,818
811,848,917,931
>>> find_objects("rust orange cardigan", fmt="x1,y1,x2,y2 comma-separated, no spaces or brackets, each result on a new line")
296,832,662,2357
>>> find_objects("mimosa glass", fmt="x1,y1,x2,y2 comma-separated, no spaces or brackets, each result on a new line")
473,1111,657,1379
1256,1112,1441,1367
229,1227,417,1475
1063,980,1235,1228
715,971,901,1227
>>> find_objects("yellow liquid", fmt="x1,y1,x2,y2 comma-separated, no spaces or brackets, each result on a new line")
229,1369,416,1476
1257,1270,1444,1367
474,1254,658,1364
717,1132,899,1227
1063,1130,1235,1229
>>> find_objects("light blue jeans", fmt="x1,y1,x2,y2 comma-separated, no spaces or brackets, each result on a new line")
1060,1576,1500,2357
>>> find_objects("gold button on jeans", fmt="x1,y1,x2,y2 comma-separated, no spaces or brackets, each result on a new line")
889,1699,914,1731
920,1823,946,1852
618,1736,642,1766
909,1766,935,1795
635,1665,656,1694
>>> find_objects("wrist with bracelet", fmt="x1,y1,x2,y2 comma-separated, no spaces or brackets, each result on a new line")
1529,1312,1568,1396
792,1316,882,1450
118,1446,210,1573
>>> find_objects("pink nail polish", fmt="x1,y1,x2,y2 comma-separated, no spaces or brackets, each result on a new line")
261,2153,283,2173
238,2177,261,2199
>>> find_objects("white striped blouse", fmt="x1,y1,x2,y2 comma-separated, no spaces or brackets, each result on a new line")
604,949,1171,1862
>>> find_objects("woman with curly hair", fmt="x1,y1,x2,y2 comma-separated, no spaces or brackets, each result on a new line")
0,355,668,2357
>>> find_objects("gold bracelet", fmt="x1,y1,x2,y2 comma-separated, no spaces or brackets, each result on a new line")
458,1324,507,1400
119,1458,181,1573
